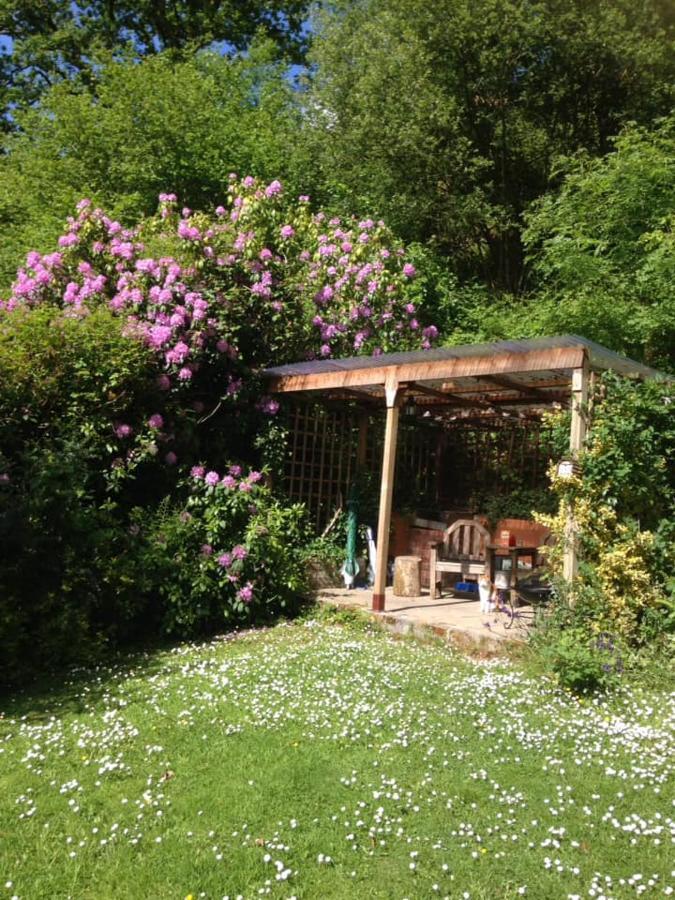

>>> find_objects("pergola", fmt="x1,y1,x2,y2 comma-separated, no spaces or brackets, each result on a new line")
264,335,664,612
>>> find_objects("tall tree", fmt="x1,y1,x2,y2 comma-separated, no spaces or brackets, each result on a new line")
0,45,304,287
0,0,310,127
522,115,675,370
306,0,675,291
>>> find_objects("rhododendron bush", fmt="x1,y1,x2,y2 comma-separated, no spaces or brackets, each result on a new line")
0,177,436,682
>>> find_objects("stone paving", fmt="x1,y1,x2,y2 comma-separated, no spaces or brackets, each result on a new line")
315,586,533,651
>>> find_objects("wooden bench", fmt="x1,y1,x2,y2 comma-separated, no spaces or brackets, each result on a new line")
428,519,490,600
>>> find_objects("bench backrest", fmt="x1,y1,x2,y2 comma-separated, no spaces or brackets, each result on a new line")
442,519,490,561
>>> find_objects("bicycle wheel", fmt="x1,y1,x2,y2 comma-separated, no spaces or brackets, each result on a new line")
509,591,537,629
502,592,516,629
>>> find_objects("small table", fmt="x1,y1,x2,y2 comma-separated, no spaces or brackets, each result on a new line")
486,545,539,592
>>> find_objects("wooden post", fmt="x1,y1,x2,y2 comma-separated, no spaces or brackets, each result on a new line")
372,375,401,612
563,357,590,582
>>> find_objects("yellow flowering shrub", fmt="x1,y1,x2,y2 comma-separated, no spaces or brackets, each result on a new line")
537,373,674,643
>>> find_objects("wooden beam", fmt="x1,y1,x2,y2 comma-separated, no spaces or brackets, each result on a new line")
266,347,587,394
413,391,570,409
563,357,590,583
372,377,401,612
441,377,571,395
330,388,381,406
408,381,480,410
476,373,553,400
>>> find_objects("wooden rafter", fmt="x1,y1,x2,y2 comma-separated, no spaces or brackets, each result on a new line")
407,381,496,412
475,373,555,400
414,391,570,409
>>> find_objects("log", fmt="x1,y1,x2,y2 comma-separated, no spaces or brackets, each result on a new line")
393,556,422,598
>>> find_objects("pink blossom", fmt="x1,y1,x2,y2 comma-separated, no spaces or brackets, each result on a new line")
178,366,192,381
237,582,254,603
115,423,133,438
217,552,232,568
201,544,213,556
232,545,248,560
171,341,190,363
229,464,242,477
177,221,201,241
191,465,206,479
403,263,416,277
265,180,282,197
221,475,236,489
204,471,220,486
148,414,164,429
280,224,295,239
148,325,173,348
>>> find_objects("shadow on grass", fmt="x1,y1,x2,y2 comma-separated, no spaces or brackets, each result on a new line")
0,598,319,720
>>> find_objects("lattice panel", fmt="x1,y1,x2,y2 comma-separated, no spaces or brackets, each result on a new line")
284,403,360,530
283,404,441,531
439,418,555,508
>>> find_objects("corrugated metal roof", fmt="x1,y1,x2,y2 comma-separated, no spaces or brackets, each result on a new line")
263,334,665,381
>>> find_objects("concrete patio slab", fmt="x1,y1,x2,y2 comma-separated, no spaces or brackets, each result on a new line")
314,586,532,651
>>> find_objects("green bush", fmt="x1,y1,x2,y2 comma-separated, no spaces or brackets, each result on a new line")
538,373,674,639
0,305,313,685
0,308,157,684
545,626,622,694
136,476,309,635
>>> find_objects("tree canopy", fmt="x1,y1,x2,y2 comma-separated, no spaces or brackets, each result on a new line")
0,0,310,129
0,44,305,286
306,0,675,291
0,0,673,369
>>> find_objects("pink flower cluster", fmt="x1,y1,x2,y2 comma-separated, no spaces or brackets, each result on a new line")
0,177,437,482
191,464,262,492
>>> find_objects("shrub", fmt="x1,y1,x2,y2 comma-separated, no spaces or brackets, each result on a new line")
1,180,435,684
137,471,309,635
537,373,674,641
544,626,623,694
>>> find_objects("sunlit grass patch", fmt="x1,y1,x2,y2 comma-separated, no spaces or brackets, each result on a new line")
1,620,673,899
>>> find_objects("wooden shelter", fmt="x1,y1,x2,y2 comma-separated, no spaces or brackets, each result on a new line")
263,335,664,612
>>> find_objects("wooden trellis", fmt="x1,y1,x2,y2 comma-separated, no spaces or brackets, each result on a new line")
439,417,556,508
283,403,441,531
284,403,360,530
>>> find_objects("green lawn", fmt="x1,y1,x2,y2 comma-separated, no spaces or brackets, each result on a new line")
1,613,673,899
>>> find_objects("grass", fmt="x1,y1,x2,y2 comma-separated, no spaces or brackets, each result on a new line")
1,611,673,899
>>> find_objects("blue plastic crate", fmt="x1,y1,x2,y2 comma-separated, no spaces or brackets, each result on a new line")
455,581,478,593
